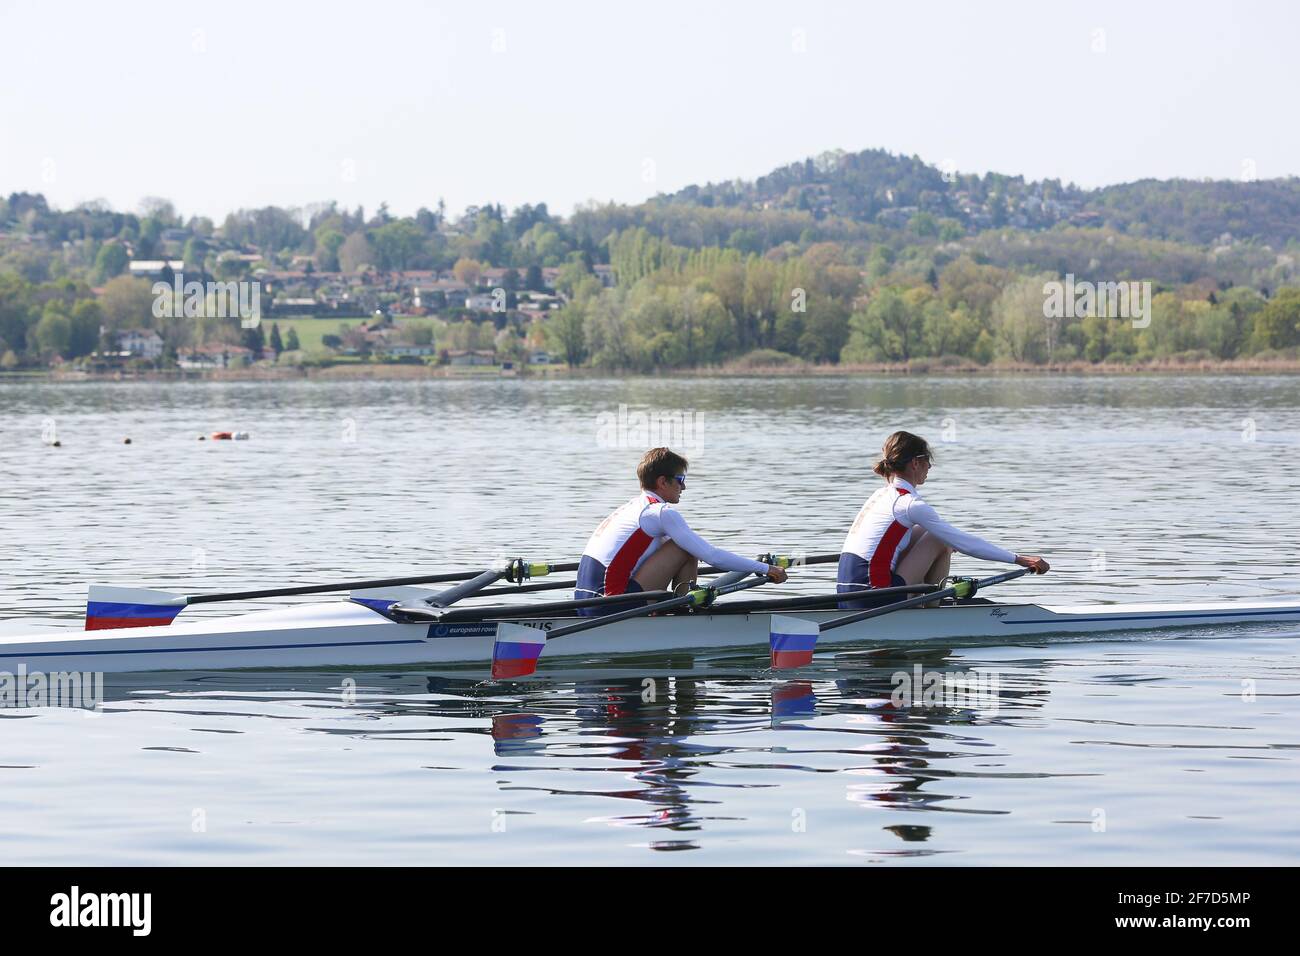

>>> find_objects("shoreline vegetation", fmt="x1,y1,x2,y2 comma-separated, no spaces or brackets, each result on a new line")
4,148,1300,378
9,353,1300,384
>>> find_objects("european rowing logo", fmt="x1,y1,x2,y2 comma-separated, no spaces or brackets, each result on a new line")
427,621,551,639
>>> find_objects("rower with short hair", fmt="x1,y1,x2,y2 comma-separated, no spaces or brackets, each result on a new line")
838,430,1049,608
575,447,788,616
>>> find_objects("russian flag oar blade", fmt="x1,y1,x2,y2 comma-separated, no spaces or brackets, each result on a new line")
85,586,188,630
769,615,821,669
491,623,549,679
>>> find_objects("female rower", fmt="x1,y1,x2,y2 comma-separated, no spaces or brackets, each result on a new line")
838,430,1049,608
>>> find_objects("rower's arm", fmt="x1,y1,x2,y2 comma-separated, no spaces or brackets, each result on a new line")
647,507,770,575
903,500,1017,564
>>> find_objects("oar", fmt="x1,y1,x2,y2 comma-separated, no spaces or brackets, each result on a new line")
713,582,937,614
768,567,1031,669
84,558,569,630
387,587,677,623
491,570,772,679
470,552,839,599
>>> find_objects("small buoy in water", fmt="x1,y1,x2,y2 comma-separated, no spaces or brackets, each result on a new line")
211,431,233,441
51,440,61,448
197,435,206,441
233,431,250,441
123,437,132,444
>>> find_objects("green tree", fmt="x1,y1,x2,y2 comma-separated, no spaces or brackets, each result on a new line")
34,305,72,357
993,276,1051,363
798,296,850,362
371,220,424,271
0,271,36,356
242,323,266,356
93,242,128,282
270,322,284,354
99,275,157,329
339,233,374,273
69,299,102,357
1250,288,1300,351
285,327,301,350
182,237,207,271
548,304,588,367
315,229,345,271
452,257,483,287
842,287,914,362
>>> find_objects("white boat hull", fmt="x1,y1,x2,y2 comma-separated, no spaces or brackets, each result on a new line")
1,597,1298,675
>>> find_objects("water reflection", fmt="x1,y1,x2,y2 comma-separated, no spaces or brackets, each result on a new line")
88,651,1062,853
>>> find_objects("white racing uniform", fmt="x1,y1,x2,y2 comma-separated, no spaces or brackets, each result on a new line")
838,477,1017,598
575,491,769,615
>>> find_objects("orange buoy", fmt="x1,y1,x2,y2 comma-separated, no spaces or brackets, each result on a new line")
211,431,233,441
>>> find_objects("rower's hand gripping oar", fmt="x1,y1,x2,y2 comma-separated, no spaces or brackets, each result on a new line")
84,558,566,630
491,570,770,679
768,567,1032,669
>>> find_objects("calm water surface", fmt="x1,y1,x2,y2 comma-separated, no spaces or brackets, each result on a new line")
0,374,1298,864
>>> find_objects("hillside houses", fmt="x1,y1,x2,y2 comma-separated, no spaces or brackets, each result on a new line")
251,265,567,318
177,343,256,369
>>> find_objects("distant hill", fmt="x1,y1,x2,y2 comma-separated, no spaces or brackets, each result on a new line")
654,148,1300,248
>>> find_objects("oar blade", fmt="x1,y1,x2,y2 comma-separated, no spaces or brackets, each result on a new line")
491,623,548,679
86,586,187,630
349,585,439,614
769,615,820,669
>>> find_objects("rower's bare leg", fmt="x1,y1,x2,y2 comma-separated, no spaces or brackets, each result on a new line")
631,542,698,596
896,530,953,603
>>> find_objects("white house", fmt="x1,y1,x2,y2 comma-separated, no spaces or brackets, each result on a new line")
446,349,496,366
388,345,436,358
128,259,185,280
118,329,164,360
465,292,501,312
177,344,252,370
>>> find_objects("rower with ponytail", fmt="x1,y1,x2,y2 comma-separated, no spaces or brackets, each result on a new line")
838,430,1050,609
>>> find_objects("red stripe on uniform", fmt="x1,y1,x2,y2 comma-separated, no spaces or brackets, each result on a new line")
868,487,910,588
604,528,653,595
603,494,659,595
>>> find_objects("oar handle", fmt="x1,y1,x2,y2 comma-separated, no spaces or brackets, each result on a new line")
756,552,839,570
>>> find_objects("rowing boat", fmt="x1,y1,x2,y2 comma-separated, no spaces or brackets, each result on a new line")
1,595,1298,675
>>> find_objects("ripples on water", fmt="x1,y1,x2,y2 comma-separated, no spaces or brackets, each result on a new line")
0,375,1298,864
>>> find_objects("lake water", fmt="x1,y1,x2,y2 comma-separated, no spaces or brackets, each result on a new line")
1,374,1298,864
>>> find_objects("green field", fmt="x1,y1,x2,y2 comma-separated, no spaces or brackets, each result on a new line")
265,316,368,351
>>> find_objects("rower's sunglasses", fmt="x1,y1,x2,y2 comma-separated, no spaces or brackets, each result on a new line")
672,474,687,488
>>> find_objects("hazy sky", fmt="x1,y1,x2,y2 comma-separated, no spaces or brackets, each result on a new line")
2,0,1294,222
